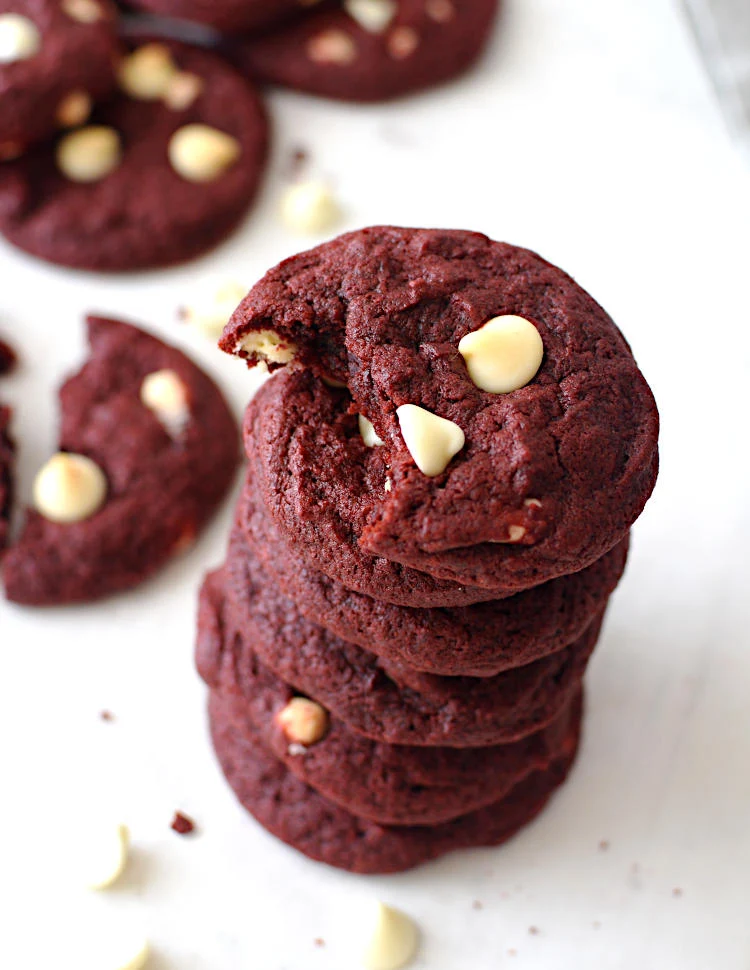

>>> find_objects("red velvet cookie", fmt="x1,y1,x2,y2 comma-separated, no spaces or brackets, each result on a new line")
0,37,269,270
242,475,629,677
197,546,603,747
209,689,579,874
0,405,13,551
3,316,238,604
209,668,582,826
0,0,119,156
224,227,659,594
235,0,499,103
127,0,304,34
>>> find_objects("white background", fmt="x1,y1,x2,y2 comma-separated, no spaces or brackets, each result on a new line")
1,0,749,967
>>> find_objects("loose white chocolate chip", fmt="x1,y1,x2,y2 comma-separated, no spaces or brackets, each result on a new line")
280,180,342,234
119,43,176,100
425,0,455,22
84,823,130,890
164,71,204,110
0,14,41,63
56,126,121,182
140,369,190,436
307,28,358,65
56,89,92,128
183,281,247,338
458,315,543,394
33,453,107,523
363,902,420,970
396,404,464,477
277,698,329,746
239,329,297,365
387,26,419,59
344,0,397,33
62,0,103,22
168,124,240,183
359,414,384,448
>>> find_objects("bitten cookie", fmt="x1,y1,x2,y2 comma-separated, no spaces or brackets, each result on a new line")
127,0,304,35
0,405,13,550
209,690,579,874
242,475,629,677
235,0,499,103
0,0,119,156
0,37,268,270
3,315,238,604
197,545,603,747
223,227,659,594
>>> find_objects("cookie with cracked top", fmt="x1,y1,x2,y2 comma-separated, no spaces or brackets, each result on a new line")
242,475,629,676
209,687,579,874
0,405,13,551
0,37,268,271
0,0,119,156
224,227,659,594
197,541,604,747
3,316,238,604
235,0,499,103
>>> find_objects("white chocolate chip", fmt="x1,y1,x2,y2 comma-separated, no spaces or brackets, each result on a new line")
384,476,392,492
396,404,464,477
425,0,455,22
507,525,526,542
56,126,121,182
86,930,150,970
387,26,419,59
168,124,240,183
84,823,130,891
287,742,308,756
239,329,297,365
321,374,347,389
0,14,40,63
33,453,107,523
458,315,543,394
363,902,420,970
164,71,204,110
359,414,384,447
344,0,397,33
56,89,93,128
277,698,329,746
119,43,176,100
307,28,358,65
61,0,103,22
140,369,190,436
280,180,342,234
183,281,247,339
524,497,542,509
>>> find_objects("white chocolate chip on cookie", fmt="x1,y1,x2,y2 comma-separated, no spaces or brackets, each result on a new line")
168,124,240,182
396,404,464,477
458,315,543,394
363,902,420,970
280,180,342,234
387,26,419,59
277,697,329,746
33,453,107,523
140,369,190,436
164,71,204,110
119,43,176,100
425,0,455,23
238,329,297,365
61,0,103,22
56,126,121,182
56,90,93,128
359,414,384,447
307,28,357,65
84,822,130,891
0,14,41,64
344,0,397,33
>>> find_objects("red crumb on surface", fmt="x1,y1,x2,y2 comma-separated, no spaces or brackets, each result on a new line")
171,811,196,835
99,710,115,722
313,938,325,948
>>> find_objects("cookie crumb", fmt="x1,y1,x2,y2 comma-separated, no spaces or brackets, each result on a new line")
314,938,325,947
289,146,309,177
471,900,483,910
672,887,683,898
0,339,17,376
528,926,540,936
99,710,115,722
171,811,196,835
598,839,610,851
593,920,602,930
507,949,517,957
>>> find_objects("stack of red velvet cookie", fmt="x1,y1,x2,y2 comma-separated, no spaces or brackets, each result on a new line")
196,226,659,874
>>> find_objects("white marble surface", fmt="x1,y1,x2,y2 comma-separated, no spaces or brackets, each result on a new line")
2,1,749,967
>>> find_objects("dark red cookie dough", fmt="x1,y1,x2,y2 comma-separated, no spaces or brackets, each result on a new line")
224,227,659,593
242,476,629,677
128,0,303,35
197,544,603,747
209,665,582,826
0,37,269,271
0,0,119,155
0,405,13,551
235,0,499,103
3,315,238,604
209,689,579,874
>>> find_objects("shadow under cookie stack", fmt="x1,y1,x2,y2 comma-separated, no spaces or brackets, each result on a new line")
196,226,659,874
